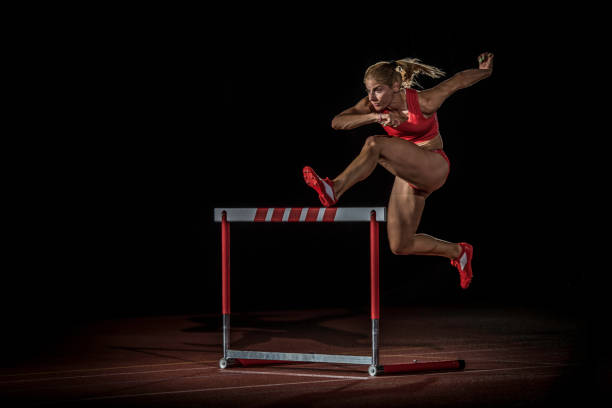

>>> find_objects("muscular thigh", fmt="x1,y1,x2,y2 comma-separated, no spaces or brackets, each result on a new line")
387,176,427,246
375,136,448,193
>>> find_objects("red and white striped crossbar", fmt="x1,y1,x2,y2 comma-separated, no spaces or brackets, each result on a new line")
214,207,386,223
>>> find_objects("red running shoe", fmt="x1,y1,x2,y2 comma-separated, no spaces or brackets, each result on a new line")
303,166,337,207
451,242,473,289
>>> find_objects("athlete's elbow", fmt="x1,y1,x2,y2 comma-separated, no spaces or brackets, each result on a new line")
331,116,349,130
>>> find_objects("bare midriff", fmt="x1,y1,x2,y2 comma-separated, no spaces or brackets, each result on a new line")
415,133,443,150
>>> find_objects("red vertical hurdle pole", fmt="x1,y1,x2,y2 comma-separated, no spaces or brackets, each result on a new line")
221,211,230,360
370,210,380,372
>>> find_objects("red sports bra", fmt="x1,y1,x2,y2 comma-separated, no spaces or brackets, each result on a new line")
381,88,439,143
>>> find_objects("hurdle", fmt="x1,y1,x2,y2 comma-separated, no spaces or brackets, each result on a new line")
214,207,465,376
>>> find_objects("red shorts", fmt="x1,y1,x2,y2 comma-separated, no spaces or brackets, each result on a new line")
432,149,450,170
408,149,450,192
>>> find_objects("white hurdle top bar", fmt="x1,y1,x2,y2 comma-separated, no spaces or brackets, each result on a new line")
214,207,386,222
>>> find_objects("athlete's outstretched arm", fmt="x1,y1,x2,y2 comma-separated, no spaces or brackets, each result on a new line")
331,96,405,130
419,52,494,116
331,96,379,130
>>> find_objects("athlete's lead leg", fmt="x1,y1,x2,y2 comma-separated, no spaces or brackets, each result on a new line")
332,135,448,201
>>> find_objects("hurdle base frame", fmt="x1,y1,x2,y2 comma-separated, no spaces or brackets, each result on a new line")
219,352,464,377
216,207,465,376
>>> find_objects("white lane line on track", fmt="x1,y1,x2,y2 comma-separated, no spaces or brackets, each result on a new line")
384,339,570,353
393,364,571,378
0,360,220,378
383,343,570,358
32,364,573,403
2,341,564,378
0,367,218,384
2,342,567,383
452,365,571,375
4,371,232,395
78,379,353,401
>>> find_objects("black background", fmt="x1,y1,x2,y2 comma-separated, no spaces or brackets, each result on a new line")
4,7,607,363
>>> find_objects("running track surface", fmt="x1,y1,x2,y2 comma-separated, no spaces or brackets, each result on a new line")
1,306,606,407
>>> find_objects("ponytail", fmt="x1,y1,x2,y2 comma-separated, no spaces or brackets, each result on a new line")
364,58,445,89
395,58,445,89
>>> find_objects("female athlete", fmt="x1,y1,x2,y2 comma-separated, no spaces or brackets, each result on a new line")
303,52,494,289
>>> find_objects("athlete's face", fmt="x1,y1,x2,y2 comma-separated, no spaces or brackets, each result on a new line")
365,78,395,111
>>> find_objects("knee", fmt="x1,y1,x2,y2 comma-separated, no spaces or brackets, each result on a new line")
364,135,385,151
389,237,415,255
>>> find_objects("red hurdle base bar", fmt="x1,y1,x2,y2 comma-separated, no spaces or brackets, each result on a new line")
214,207,465,376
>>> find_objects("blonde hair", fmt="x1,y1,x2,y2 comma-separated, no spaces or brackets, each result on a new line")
364,58,445,89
